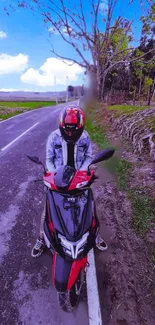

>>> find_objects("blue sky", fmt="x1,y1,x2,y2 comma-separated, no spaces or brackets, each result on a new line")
0,0,148,92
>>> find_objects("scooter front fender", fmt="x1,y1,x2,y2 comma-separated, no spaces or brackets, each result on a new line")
52,253,87,292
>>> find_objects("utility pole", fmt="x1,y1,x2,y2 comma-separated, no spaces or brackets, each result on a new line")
66,76,68,103
54,76,58,105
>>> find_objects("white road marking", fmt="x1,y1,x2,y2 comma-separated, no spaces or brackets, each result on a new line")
87,249,102,325
1,122,39,151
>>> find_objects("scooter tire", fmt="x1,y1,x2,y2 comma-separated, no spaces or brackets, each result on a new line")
58,284,79,312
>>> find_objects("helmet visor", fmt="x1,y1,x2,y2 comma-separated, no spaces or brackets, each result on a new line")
60,123,84,143
64,129,79,137
64,124,79,137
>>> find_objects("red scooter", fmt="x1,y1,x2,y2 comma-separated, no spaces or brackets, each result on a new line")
27,148,114,311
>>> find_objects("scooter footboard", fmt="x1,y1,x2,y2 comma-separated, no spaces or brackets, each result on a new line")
52,253,87,292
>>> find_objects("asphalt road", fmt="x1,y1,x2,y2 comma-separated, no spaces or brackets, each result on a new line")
0,102,89,325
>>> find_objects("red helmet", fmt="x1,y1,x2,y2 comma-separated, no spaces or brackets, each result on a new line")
58,105,85,143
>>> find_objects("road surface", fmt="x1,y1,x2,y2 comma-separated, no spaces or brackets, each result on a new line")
0,103,89,325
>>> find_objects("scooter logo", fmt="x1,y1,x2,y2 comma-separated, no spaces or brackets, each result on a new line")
67,197,76,202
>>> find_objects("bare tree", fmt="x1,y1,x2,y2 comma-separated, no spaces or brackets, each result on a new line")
12,0,155,99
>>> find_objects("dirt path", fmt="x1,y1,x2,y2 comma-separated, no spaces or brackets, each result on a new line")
92,137,155,324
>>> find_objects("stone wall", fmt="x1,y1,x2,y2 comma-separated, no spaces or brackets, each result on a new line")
107,107,155,161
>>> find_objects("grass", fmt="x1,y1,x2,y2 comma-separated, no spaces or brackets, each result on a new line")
107,104,150,117
85,101,154,237
145,116,155,132
129,187,154,235
86,115,122,174
104,155,121,175
116,160,154,235
116,159,132,190
85,101,110,149
85,101,121,174
85,118,109,149
0,101,56,120
116,158,155,236
0,101,56,109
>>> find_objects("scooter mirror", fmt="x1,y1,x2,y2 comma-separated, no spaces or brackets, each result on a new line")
90,148,115,166
27,155,42,165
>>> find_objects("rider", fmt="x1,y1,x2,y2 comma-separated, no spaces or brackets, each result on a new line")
31,104,108,257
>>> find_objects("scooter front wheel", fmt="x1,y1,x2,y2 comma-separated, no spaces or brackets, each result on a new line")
57,269,85,312
58,284,79,312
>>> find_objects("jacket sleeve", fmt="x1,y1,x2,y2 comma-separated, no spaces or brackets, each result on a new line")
46,133,56,172
79,134,93,171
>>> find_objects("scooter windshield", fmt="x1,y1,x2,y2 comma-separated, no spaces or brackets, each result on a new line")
52,190,90,238
54,165,75,189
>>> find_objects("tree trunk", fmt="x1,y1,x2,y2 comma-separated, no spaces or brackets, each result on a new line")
139,75,142,101
96,65,101,100
100,73,106,101
147,86,151,106
151,76,155,102
97,81,102,100
133,87,136,105
86,68,98,101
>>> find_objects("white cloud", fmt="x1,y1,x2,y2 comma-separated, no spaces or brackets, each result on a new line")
21,57,83,87
0,88,32,92
62,26,73,35
0,53,29,75
99,0,108,12
0,31,7,39
0,88,20,92
48,27,59,35
49,25,72,36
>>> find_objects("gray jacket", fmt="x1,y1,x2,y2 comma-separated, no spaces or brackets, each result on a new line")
46,129,92,172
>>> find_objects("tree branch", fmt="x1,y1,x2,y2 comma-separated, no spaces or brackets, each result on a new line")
37,3,90,67
104,48,155,75
43,0,94,53
49,41,87,68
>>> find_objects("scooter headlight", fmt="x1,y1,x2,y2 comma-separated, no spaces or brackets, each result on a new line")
76,181,88,188
58,232,89,259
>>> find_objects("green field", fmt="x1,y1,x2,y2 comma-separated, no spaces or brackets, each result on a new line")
107,104,150,117
0,101,56,120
